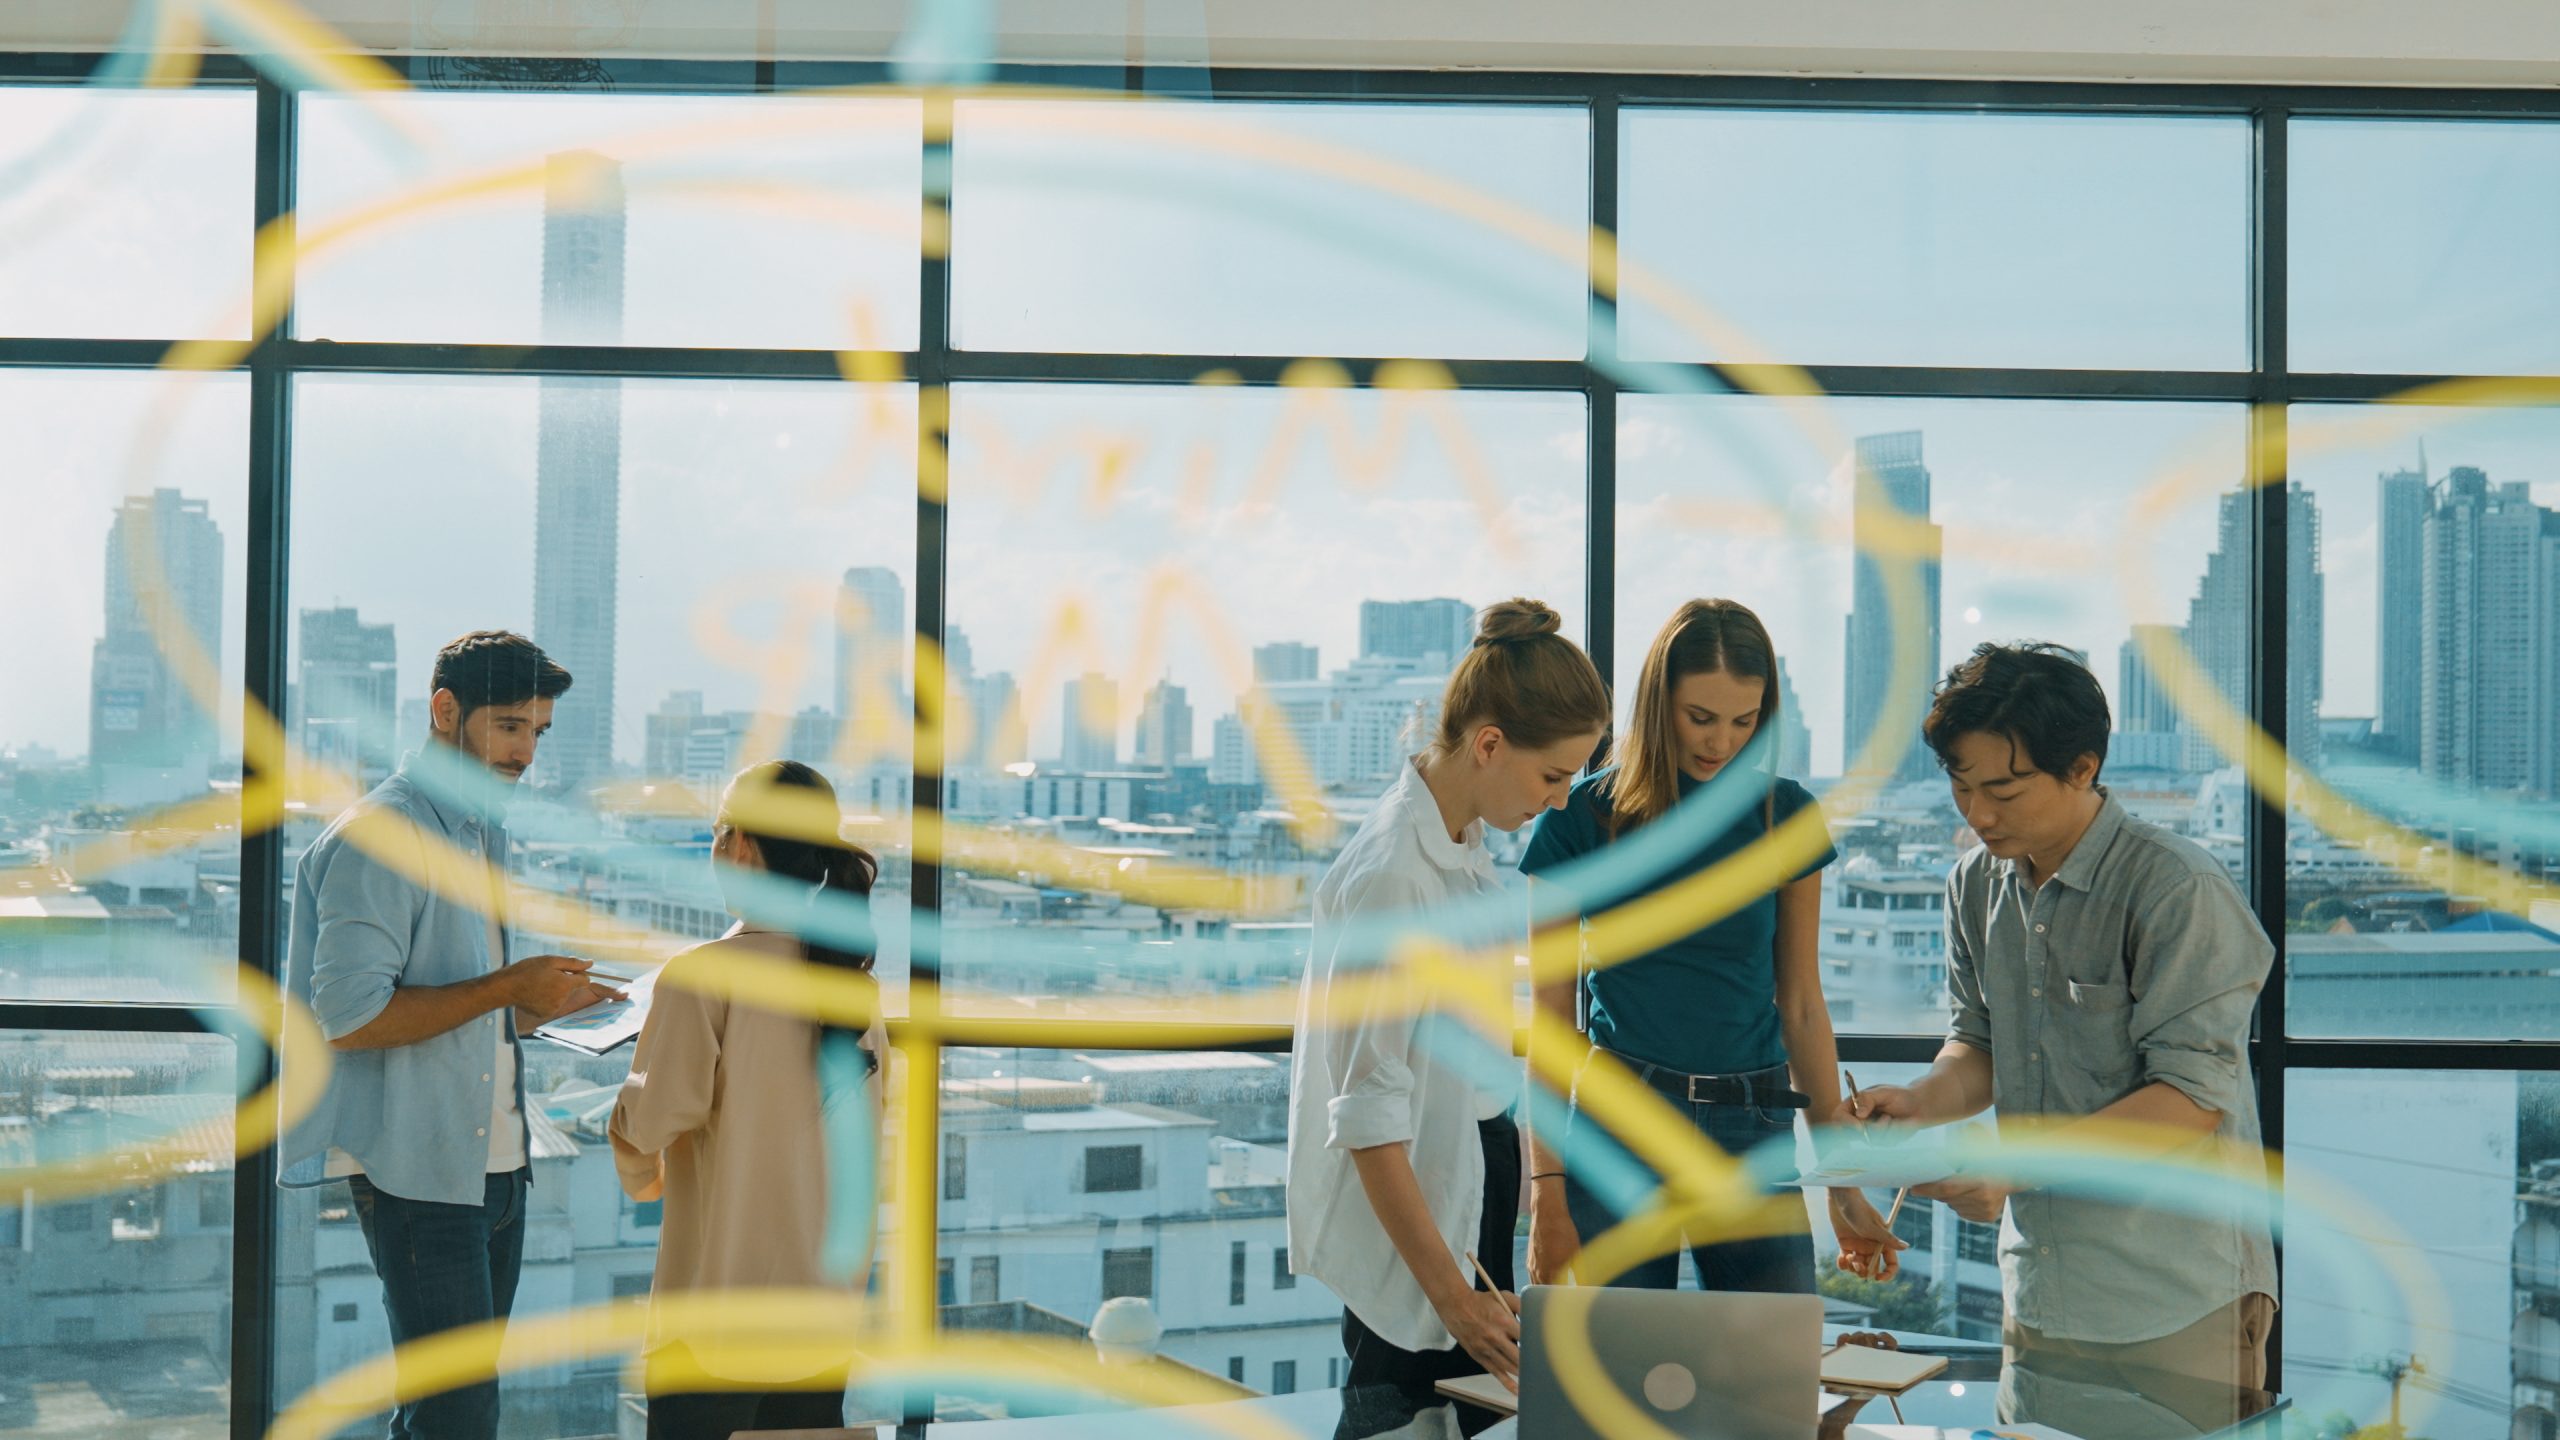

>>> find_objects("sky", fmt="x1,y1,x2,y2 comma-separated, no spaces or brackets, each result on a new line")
8,86,2560,775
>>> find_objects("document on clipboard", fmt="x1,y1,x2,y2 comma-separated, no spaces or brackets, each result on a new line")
533,963,657,1055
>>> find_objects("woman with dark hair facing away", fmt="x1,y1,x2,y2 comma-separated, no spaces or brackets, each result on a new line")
1285,599,1611,1396
1520,599,1906,1293
611,759,885,1440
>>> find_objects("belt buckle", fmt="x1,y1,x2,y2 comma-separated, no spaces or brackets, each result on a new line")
1685,1073,1714,1104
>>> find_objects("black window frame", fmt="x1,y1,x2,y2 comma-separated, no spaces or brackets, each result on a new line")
8,55,2560,1439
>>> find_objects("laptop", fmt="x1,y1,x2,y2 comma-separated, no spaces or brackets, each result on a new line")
1513,1287,1822,1440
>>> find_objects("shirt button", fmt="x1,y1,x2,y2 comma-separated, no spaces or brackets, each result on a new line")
2040,1246,2052,1256
476,1127,488,1137
2030,987,2042,998
482,1074,493,1083
2034,924,2047,934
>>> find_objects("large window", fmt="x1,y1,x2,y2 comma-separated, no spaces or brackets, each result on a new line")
1617,394,2243,1033
0,1030,236,1436
7,59,2560,1440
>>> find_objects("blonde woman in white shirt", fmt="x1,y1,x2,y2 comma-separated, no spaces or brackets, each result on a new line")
1286,598,1610,1395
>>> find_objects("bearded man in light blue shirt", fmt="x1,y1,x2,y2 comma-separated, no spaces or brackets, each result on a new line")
280,630,618,1440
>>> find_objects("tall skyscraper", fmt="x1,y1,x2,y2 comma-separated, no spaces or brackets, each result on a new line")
837,566,908,725
2375,458,2430,761
1133,679,1195,768
2422,467,2560,798
297,607,398,788
1772,658,1813,780
1253,641,1319,684
89,488,224,770
2181,485,2324,773
1359,599,1472,668
964,670,1026,770
1061,672,1120,771
2117,624,2189,736
943,624,975,684
529,150,627,796
1841,431,1942,783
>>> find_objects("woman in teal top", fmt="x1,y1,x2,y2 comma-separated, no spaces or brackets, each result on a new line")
1520,598,1904,1292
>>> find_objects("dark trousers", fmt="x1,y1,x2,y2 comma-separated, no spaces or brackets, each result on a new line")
348,1168,531,1440
1560,1062,1815,1294
648,1378,846,1440
1340,1113,1521,1392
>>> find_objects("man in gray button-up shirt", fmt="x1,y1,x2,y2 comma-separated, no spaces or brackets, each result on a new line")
280,630,614,1440
1850,643,2277,1399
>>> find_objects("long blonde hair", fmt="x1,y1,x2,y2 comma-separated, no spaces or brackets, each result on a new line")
1423,599,1610,762
1601,599,1783,836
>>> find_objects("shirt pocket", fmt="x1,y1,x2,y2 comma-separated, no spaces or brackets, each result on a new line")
2049,979,2139,1096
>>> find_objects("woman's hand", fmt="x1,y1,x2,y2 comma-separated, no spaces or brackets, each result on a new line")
1527,1181,1582,1286
1829,1187,1908,1282
1436,1284,1523,1393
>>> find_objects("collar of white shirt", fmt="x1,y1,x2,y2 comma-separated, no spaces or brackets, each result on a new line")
1390,755,1492,879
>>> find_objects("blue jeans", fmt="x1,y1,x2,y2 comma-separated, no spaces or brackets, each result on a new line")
1560,1061,1815,1294
348,1168,531,1440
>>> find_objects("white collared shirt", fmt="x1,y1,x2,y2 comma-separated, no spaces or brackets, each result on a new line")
1286,757,1518,1353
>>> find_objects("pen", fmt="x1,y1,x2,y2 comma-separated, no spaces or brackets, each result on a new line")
1842,1069,1871,1138
1464,1251,1521,1312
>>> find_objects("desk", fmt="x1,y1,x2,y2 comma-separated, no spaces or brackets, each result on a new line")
748,1338,2279,1440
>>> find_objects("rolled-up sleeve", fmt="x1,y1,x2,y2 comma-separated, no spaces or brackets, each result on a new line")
1321,874,1429,1152
2127,873,2270,1117
1945,867,1995,1056
306,830,420,1041
610,962,723,1197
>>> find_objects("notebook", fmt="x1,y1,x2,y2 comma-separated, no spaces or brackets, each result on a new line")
1435,1371,1517,1416
1819,1344,1948,1393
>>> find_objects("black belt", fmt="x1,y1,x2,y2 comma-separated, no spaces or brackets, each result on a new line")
1618,1055,1811,1110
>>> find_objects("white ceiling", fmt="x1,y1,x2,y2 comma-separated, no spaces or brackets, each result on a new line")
16,0,2560,88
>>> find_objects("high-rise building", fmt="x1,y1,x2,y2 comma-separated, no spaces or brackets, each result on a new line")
529,150,627,796
1133,680,1195,768
837,566,908,725
944,624,975,684
2422,467,2560,798
644,690,707,778
2112,624,2192,773
962,670,1026,770
1773,658,1813,779
2181,485,2324,774
2375,459,2430,761
1253,642,1319,684
1841,431,1942,783
1358,599,1471,668
88,488,224,770
2117,623,2189,738
1061,672,1120,771
297,607,398,788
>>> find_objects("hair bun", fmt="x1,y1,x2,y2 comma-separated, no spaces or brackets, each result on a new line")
1474,598,1563,647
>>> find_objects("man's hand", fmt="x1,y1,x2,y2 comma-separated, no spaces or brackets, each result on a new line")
499,953,619,1021
1841,1083,1929,1135
1912,1173,2014,1224
1829,1188,1910,1281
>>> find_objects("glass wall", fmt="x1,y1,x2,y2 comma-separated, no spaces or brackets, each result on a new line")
3,60,2559,1440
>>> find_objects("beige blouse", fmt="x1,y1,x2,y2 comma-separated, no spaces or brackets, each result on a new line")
608,924,885,1360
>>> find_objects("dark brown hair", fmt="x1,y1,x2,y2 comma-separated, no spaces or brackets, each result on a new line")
431,630,572,724
1602,599,1783,835
1425,599,1610,761
719,760,881,1044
